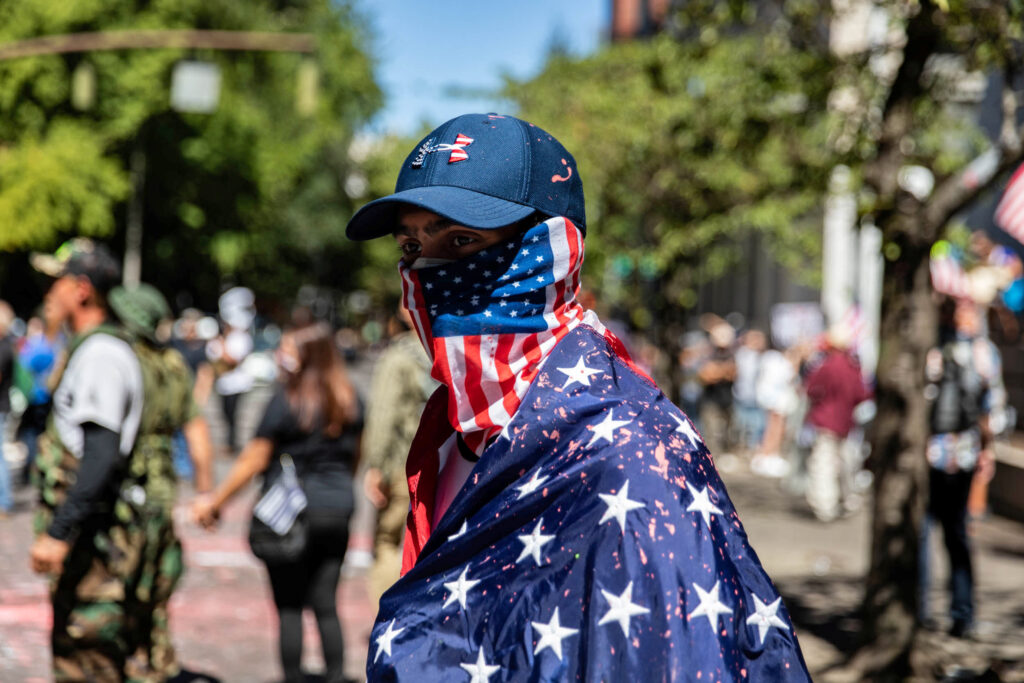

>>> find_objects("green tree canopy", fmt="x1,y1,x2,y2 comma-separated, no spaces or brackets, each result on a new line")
506,30,837,330
0,0,380,312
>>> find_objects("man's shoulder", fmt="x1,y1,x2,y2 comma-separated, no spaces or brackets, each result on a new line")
70,331,142,379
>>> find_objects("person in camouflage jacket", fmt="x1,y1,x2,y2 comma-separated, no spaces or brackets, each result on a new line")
30,239,211,682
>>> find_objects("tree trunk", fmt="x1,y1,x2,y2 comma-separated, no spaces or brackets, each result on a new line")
852,229,935,680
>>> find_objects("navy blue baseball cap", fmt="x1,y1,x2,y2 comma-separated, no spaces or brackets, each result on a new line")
345,113,585,240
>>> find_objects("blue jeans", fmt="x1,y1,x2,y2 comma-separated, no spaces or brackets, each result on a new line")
733,400,765,450
0,413,11,512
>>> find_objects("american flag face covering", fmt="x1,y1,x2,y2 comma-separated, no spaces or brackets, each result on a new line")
399,216,590,455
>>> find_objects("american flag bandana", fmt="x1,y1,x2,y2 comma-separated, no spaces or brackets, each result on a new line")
371,321,810,681
375,218,810,680
399,217,635,456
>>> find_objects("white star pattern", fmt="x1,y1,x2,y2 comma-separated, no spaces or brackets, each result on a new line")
536,276,545,283
373,619,404,663
516,518,555,566
484,310,493,318
557,356,601,390
597,479,645,534
522,248,530,256
598,581,650,637
531,607,579,660
745,594,788,645
688,580,732,632
587,409,631,448
515,469,550,499
685,482,723,529
671,412,701,448
443,566,481,610
425,282,433,290
454,276,463,283
536,255,544,262
468,263,476,270
448,519,468,542
460,647,501,683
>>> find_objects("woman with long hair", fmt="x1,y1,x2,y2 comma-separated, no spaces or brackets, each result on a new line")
192,321,360,683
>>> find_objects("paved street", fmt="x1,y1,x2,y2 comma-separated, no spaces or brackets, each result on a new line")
3,450,1023,682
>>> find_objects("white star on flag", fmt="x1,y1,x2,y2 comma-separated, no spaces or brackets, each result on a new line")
448,519,468,542
685,482,723,529
598,580,650,638
460,646,501,683
373,619,405,663
745,594,788,645
671,412,701,448
688,580,733,631
557,356,601,390
515,469,550,499
597,479,645,533
516,518,555,566
587,409,631,447
443,566,481,610
531,607,579,660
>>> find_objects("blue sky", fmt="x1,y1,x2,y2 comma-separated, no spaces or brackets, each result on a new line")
363,1,609,135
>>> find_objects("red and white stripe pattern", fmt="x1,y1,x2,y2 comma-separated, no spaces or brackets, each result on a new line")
995,163,1024,244
930,251,970,298
398,217,632,454
444,133,474,163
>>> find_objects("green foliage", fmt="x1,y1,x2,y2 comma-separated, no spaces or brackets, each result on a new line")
0,120,130,249
0,0,380,311
506,32,837,325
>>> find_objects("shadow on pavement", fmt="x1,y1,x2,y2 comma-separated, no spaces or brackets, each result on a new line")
777,574,863,656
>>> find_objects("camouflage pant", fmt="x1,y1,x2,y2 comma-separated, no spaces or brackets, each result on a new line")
35,434,184,682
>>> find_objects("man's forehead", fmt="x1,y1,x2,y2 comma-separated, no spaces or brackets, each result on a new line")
394,208,457,237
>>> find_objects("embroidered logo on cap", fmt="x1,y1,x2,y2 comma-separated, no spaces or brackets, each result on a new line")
411,133,474,168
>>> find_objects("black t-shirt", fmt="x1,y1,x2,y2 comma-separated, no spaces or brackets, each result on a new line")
255,385,361,512
172,339,208,374
0,334,14,413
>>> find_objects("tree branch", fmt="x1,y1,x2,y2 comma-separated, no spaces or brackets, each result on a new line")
924,64,1024,233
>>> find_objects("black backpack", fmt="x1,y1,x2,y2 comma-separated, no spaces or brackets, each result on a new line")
930,341,985,435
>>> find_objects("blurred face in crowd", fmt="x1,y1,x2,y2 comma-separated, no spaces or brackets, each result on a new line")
44,275,87,326
393,206,521,267
954,301,981,338
276,331,301,375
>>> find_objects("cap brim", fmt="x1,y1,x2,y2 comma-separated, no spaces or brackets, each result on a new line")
29,252,66,278
345,186,537,241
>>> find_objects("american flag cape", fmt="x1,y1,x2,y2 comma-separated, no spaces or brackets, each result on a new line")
369,330,811,679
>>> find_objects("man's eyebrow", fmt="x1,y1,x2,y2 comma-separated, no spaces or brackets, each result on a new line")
393,217,456,237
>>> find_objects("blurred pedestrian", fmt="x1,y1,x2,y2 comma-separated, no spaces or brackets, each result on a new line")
345,113,809,680
362,308,436,603
802,325,871,522
697,321,737,457
107,282,215,679
751,340,800,478
920,298,991,638
16,310,66,485
192,321,362,683
207,287,257,454
733,328,767,452
0,301,15,517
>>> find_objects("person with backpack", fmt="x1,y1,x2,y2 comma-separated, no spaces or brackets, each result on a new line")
921,297,992,639
27,239,209,680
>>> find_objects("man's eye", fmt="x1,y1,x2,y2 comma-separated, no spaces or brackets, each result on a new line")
400,242,421,255
452,234,477,248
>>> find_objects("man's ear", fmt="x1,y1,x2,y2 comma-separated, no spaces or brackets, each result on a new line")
75,276,97,307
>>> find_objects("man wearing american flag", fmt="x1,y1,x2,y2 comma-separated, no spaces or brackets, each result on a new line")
346,113,810,681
